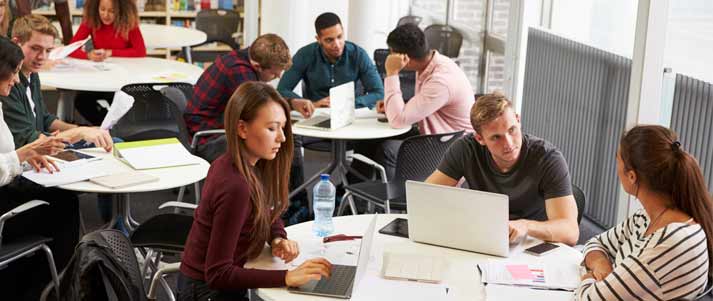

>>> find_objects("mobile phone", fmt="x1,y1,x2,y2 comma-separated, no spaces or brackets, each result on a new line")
524,242,560,256
52,150,96,162
377,116,388,123
84,38,94,53
378,218,409,238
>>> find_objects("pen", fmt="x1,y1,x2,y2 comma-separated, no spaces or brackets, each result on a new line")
323,234,362,243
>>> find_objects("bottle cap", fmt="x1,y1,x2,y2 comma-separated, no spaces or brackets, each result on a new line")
320,174,330,181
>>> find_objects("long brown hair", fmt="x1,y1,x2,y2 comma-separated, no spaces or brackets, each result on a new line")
620,125,713,275
83,0,139,40
224,82,293,260
0,0,10,38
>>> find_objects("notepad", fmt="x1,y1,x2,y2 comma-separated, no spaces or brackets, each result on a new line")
90,171,159,189
114,138,199,170
381,252,447,283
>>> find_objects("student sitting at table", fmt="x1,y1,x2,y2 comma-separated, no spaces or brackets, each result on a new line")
68,0,146,125
2,15,117,224
178,82,332,301
576,125,713,301
426,93,579,245
0,36,80,300
374,23,475,180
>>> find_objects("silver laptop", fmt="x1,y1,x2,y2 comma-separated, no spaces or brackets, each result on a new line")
295,81,355,130
288,214,377,299
406,181,510,257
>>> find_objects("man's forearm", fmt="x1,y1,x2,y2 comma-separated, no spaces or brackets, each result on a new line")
50,120,78,132
525,218,579,246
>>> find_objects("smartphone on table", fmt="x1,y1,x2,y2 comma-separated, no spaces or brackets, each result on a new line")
51,149,97,163
524,242,560,256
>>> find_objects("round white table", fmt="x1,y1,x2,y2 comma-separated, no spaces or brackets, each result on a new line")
58,147,210,230
247,214,584,301
39,57,203,121
54,23,207,49
290,117,411,200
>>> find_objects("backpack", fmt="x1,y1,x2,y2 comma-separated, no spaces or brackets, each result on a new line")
44,230,144,301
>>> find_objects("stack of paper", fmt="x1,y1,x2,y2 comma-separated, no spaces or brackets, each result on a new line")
22,159,111,187
114,138,199,170
478,260,581,291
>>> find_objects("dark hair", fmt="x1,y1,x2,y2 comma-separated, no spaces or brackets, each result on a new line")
0,37,23,80
83,0,139,40
387,23,429,59
314,12,341,35
619,125,713,275
224,82,293,260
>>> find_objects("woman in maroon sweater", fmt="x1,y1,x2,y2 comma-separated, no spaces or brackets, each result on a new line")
178,82,332,301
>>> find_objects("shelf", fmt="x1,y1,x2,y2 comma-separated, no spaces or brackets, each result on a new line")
33,9,168,17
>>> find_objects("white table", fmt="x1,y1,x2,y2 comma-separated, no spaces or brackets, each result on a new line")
54,23,208,62
290,118,411,200
39,57,203,121
58,147,210,231
247,214,584,301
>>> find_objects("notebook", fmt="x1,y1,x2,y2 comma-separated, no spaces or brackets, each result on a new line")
381,252,447,283
90,171,159,189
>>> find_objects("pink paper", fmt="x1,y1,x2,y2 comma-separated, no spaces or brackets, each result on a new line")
506,264,535,280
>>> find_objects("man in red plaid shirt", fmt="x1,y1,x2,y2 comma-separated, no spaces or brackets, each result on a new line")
184,33,314,161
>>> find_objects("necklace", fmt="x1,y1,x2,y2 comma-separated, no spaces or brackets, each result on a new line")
649,207,669,230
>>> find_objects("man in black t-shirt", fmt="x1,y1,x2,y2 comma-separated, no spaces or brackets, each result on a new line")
426,93,579,246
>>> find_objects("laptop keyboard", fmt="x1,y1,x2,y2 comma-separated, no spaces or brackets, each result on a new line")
312,265,356,296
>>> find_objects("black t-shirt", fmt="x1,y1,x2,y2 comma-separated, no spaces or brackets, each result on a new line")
437,133,572,221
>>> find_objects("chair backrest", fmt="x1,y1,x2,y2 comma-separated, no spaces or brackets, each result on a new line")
393,131,464,184
373,49,416,101
424,24,463,58
112,83,194,149
397,15,422,27
572,184,586,224
97,230,146,299
160,84,195,148
196,9,240,50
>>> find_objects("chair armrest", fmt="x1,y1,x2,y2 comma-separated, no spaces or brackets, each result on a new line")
147,262,181,300
350,153,388,183
190,129,226,150
0,200,48,247
158,201,198,211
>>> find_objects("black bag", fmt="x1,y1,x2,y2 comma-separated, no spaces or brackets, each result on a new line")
44,230,144,301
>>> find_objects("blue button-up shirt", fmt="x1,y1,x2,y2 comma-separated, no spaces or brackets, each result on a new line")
277,41,384,108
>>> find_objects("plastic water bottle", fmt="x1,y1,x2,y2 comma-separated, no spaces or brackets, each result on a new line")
312,174,336,237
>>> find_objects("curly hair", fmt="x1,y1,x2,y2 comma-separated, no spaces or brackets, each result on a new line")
83,0,139,40
387,23,429,59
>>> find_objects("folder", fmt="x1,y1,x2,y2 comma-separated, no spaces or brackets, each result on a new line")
114,138,199,170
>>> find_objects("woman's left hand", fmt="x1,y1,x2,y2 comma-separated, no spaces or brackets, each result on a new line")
271,238,299,263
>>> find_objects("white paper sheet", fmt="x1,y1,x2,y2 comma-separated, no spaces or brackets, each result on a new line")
355,107,385,119
49,37,90,60
351,274,449,301
485,284,574,301
22,159,111,187
480,260,582,291
100,90,135,130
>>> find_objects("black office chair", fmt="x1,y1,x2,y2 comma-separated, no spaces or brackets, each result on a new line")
339,131,464,215
424,24,463,58
111,83,187,144
572,184,586,224
397,15,422,27
373,49,416,101
180,9,241,63
0,200,60,299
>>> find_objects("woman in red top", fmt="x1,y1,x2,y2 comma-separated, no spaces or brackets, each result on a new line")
178,82,332,301
68,0,146,61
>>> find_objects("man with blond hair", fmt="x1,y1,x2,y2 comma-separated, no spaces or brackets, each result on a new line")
185,33,313,162
426,93,579,246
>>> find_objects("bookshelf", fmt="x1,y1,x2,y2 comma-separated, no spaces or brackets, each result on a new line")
32,0,245,61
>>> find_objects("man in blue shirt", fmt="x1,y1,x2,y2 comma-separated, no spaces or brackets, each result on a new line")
277,12,383,108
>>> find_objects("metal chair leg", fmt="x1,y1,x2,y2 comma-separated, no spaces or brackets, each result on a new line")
348,194,358,215
194,182,201,204
40,245,60,299
337,191,350,216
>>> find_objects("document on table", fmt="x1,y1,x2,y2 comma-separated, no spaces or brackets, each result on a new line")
478,260,582,291
22,159,111,187
100,90,135,130
290,108,384,120
49,37,90,60
351,274,449,301
485,284,574,301
114,138,199,170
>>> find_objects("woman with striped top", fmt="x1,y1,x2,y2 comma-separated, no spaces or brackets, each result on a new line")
577,125,713,301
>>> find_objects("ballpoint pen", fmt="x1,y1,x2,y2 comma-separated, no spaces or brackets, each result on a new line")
323,234,362,243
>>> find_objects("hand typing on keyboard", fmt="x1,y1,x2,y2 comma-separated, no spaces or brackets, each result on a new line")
285,258,333,287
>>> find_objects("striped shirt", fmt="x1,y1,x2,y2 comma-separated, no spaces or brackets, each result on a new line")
576,209,709,301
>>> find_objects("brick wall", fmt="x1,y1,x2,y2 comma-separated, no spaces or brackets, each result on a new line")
411,0,509,93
